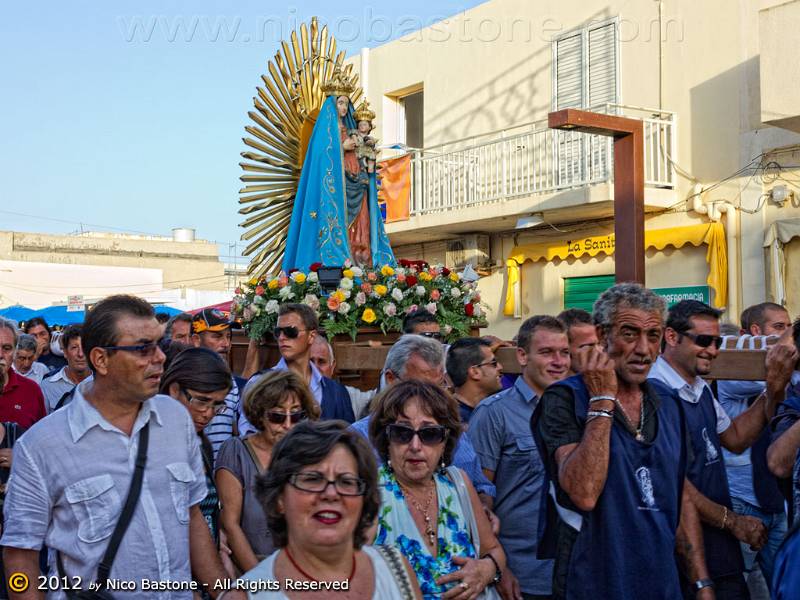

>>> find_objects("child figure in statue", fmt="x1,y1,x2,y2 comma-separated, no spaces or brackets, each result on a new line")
351,100,378,175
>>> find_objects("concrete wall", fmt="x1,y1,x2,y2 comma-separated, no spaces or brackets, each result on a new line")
759,1,800,132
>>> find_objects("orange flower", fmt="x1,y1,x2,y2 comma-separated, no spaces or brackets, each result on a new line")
327,296,341,311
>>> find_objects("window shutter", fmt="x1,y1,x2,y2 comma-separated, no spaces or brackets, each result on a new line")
563,274,616,312
555,33,583,110
587,23,617,108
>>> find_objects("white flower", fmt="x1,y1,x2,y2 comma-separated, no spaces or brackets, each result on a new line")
473,304,483,317
339,277,354,290
243,305,255,321
351,266,364,277
253,295,266,306
307,272,319,283
355,291,367,306
395,267,406,276
383,303,397,317
340,289,351,300
425,302,437,315
278,286,295,300
337,302,351,314
450,287,462,298
444,324,453,334
415,286,426,297
265,299,280,314
391,287,404,302
302,294,320,311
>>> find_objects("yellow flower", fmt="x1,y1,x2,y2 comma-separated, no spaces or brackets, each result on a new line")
374,285,388,297
361,308,377,324
248,277,259,286
381,265,395,277
418,272,432,282
268,279,279,290
293,272,307,284
332,290,346,302
449,272,459,282
342,269,355,279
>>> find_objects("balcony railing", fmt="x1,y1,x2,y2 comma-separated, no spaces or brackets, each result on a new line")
396,104,675,217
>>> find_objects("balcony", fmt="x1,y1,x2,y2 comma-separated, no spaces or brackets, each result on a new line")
384,104,677,245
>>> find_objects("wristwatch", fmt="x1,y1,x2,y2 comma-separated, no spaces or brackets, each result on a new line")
482,553,502,584
694,578,715,592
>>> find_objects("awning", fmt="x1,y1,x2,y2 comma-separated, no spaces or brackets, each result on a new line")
504,222,728,315
763,217,800,247
762,218,800,306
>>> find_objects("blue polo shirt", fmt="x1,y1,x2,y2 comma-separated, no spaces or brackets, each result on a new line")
468,376,552,596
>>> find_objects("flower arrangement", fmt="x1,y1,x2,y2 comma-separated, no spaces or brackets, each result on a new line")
232,259,485,342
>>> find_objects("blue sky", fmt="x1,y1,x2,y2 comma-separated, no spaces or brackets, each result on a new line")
0,1,484,263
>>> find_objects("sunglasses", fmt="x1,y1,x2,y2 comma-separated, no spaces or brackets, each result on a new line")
182,388,228,415
273,326,308,339
289,472,366,496
418,331,444,341
473,358,499,369
266,409,306,425
100,341,161,358
680,331,724,349
386,423,448,446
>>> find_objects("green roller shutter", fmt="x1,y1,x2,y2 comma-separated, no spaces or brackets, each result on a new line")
563,274,615,312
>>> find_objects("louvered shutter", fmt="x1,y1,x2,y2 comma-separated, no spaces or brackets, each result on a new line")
588,23,617,107
563,275,616,312
555,33,583,110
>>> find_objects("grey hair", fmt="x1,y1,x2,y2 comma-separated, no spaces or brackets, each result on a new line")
311,335,335,363
592,283,666,332
16,333,37,353
384,334,444,378
0,318,19,347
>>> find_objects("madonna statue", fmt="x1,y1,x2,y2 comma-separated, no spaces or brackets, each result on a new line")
281,67,395,272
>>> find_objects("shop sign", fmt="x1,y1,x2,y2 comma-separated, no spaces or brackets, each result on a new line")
652,286,710,308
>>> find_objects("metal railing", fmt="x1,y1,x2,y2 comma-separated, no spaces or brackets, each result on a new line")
395,104,675,217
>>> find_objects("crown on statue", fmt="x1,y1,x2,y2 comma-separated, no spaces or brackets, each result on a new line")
354,99,376,122
321,66,355,97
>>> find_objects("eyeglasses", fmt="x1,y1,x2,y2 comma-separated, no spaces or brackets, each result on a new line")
289,471,367,496
679,331,724,349
273,326,308,339
266,409,306,425
100,341,161,358
418,331,443,341
182,388,228,415
386,423,448,446
472,358,499,369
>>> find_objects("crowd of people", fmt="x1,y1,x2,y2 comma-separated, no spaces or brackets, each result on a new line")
0,286,800,599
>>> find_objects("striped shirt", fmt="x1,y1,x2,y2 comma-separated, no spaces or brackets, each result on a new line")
203,377,240,461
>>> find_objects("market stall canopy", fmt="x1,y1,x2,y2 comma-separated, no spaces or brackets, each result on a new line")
504,222,727,315
0,305,36,322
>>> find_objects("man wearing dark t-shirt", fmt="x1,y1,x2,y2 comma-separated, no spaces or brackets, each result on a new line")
24,317,66,372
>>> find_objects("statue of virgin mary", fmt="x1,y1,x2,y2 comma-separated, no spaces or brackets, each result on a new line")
281,67,395,272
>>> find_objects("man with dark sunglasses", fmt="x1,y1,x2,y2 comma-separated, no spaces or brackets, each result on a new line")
446,337,503,424
403,309,442,339
239,304,354,436
649,299,797,598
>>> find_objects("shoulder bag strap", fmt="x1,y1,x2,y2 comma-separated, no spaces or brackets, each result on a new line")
55,387,76,411
445,466,480,551
242,437,266,472
57,421,150,593
373,545,415,600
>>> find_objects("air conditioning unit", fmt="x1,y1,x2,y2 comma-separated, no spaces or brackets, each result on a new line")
445,235,490,269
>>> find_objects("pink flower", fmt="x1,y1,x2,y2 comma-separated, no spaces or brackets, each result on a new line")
405,304,419,315
235,287,243,295
255,285,265,296
361,282,373,294
367,271,378,282
278,276,289,288
396,273,406,284
425,302,437,315
383,303,397,317
327,296,341,311
430,289,441,301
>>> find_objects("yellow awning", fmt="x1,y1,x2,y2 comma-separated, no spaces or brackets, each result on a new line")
504,222,728,315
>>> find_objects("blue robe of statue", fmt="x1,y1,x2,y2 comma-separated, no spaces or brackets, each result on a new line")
282,95,395,272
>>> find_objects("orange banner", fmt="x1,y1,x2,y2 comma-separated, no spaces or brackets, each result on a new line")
378,154,411,222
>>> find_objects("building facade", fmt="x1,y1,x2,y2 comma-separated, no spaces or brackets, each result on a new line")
348,0,800,338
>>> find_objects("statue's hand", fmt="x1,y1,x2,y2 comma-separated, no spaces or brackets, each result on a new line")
342,138,356,151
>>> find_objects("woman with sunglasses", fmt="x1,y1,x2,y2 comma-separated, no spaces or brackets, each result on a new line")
216,370,320,574
241,420,422,599
160,347,232,546
368,381,506,600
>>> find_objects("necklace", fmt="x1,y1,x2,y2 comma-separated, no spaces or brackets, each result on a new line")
284,547,356,583
399,480,437,548
614,397,646,442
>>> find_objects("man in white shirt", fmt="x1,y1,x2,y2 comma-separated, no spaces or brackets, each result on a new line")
12,334,49,384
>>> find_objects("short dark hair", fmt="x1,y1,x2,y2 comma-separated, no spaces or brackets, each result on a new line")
558,308,593,330
165,313,193,339
83,295,155,373
792,318,800,351
369,380,460,466
154,312,171,324
278,303,318,331
24,317,50,335
446,337,492,388
741,302,787,332
666,300,722,333
60,324,82,351
403,309,438,334
517,315,565,353
243,370,320,431
159,347,232,396
256,420,379,548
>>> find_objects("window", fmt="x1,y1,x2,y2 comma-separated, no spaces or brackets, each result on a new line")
563,274,615,312
553,18,619,110
400,90,424,149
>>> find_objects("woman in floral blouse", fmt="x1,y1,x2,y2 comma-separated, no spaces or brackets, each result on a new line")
368,381,505,600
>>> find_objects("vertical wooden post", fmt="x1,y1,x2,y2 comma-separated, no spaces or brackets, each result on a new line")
548,109,646,284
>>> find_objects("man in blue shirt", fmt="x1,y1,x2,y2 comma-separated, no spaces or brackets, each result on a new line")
470,315,570,600
446,337,503,425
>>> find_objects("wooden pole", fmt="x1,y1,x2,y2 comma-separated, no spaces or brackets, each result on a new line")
548,109,646,284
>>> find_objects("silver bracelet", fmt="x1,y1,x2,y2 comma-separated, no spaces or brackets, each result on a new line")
589,395,616,404
586,409,614,421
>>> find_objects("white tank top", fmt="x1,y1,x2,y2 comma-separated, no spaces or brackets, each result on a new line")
240,545,408,599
